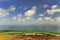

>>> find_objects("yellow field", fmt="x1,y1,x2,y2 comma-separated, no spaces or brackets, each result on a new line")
0,34,15,40
0,34,60,40
0,35,10,40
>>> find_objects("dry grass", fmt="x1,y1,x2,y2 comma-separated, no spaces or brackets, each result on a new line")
0,34,60,40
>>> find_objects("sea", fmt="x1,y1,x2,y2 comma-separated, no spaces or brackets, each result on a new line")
0,24,60,33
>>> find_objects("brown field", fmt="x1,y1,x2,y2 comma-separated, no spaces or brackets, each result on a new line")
0,34,60,40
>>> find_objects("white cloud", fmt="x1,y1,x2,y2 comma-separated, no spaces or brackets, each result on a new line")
21,19,26,23
13,16,17,20
39,14,44,16
36,18,43,23
9,5,16,11
46,9,60,15
25,6,36,17
46,5,60,15
17,13,22,17
12,13,26,23
12,13,22,21
51,5,58,9
8,7,35,23
0,8,9,17
38,18,42,21
50,19,54,22
0,5,16,18
36,17,55,24
44,17,51,20
2,5,60,25
25,17,31,20
37,18,43,23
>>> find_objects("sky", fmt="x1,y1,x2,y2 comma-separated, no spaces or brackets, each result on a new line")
0,0,60,25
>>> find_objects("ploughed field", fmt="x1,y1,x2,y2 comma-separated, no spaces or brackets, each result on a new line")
0,32,60,40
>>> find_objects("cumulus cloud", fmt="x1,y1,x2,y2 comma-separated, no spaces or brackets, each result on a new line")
13,13,22,20
22,19,26,23
46,9,60,15
38,18,42,21
12,6,37,23
44,17,51,20
50,19,54,22
25,6,36,17
25,17,31,20
17,13,22,17
1,6,37,25
12,13,26,23
0,8,9,17
37,18,43,23
0,5,16,18
13,16,17,20
46,5,60,15
39,14,44,16
8,5,16,11
36,18,43,24
2,5,60,25
51,5,58,9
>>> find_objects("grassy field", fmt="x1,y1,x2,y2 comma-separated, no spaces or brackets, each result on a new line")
0,31,60,36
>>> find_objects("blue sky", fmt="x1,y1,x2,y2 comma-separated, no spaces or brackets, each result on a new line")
0,0,60,25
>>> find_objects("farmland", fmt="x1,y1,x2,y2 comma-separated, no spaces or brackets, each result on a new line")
0,31,60,40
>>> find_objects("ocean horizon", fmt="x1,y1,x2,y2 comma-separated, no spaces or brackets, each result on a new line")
0,25,60,33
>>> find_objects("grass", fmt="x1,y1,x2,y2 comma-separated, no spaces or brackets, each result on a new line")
0,31,60,36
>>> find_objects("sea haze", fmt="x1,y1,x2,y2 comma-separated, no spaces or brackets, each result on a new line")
0,25,60,33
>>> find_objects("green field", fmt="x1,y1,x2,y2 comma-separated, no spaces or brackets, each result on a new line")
0,31,60,36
